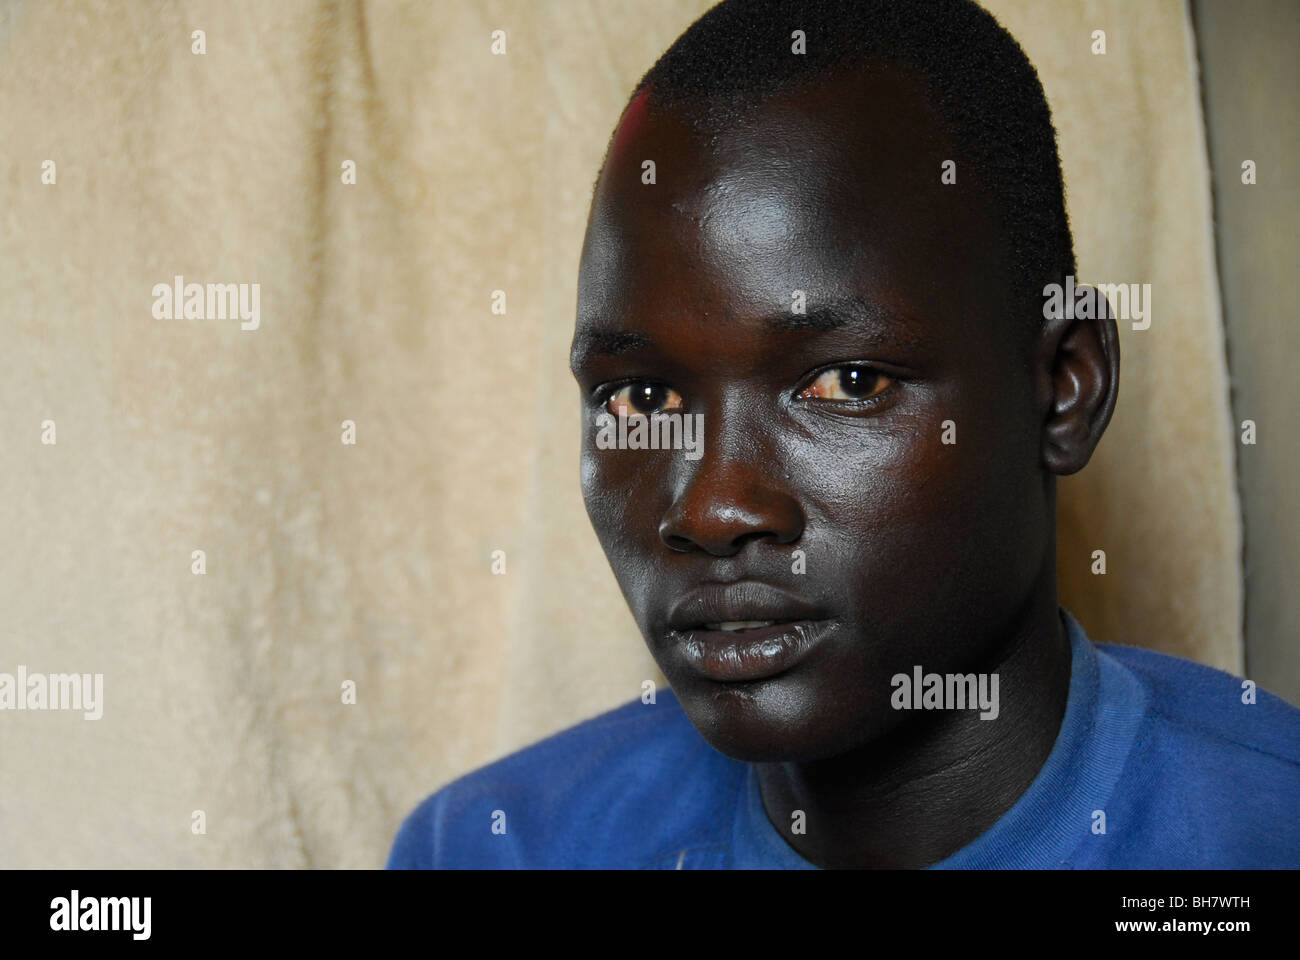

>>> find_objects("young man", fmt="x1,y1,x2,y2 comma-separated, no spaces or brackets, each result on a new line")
389,0,1300,868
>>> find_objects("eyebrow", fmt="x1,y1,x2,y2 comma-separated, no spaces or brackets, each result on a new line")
569,328,654,363
570,294,927,366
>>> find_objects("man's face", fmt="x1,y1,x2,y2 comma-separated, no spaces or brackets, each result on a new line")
571,66,1053,762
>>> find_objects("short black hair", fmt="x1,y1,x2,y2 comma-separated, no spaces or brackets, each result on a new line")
609,0,1075,328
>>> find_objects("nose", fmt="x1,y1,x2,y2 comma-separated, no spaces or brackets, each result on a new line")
658,452,805,556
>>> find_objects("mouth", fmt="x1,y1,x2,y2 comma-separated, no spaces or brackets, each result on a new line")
669,618,834,684
702,620,788,632
663,582,834,684
667,581,826,631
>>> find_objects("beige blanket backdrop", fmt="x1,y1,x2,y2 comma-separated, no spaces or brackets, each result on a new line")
0,0,1238,868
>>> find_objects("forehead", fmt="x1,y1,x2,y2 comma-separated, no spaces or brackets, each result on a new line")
577,66,1014,346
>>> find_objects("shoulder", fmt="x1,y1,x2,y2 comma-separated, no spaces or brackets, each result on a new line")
1091,641,1300,866
1097,641,1300,763
386,688,744,868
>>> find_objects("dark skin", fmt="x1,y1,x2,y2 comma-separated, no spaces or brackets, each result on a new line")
570,64,1120,869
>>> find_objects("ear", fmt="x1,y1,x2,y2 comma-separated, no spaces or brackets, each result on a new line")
1035,285,1121,475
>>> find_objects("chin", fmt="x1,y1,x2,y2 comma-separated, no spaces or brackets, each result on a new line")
672,678,878,764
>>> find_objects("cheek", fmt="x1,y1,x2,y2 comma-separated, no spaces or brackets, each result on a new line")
792,412,959,539
579,445,671,588
580,449,627,548
794,409,1040,624
581,443,651,526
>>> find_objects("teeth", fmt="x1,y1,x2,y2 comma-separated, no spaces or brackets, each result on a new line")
704,620,777,632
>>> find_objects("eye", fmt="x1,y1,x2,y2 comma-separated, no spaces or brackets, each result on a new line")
603,380,685,417
797,364,895,403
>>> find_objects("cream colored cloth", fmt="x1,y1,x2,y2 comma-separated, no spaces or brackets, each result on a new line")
0,0,1237,868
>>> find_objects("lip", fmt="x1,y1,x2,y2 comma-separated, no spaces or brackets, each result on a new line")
672,618,834,683
665,582,833,683
667,581,827,631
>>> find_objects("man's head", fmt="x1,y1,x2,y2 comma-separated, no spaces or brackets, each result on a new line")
570,0,1118,763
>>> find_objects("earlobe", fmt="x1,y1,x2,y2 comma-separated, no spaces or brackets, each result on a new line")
1038,304,1121,476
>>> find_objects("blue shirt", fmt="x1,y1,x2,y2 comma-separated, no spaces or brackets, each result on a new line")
387,608,1300,868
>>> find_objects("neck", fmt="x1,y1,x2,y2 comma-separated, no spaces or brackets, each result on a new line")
753,568,1072,869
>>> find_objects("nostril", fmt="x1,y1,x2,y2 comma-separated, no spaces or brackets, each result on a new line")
661,532,695,552
730,531,777,553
